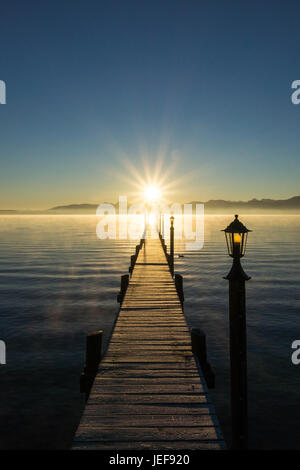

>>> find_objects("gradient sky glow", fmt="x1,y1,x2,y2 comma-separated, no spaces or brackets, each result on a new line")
0,1,300,209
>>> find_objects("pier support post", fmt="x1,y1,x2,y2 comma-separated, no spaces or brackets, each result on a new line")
117,274,129,303
175,273,184,306
129,254,136,274
80,330,103,401
170,216,174,277
191,328,215,388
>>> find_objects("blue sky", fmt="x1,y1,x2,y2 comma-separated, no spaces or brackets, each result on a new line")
0,1,300,209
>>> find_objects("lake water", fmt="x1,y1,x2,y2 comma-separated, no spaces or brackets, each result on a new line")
0,214,299,449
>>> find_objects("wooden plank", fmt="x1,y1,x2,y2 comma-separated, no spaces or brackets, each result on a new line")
104,351,193,358
96,369,202,378
90,383,204,394
80,414,216,426
87,394,209,405
105,348,192,353
83,404,216,415
93,377,203,385
114,324,189,330
116,321,187,325
102,360,194,366
74,426,220,441
72,441,224,450
100,361,198,368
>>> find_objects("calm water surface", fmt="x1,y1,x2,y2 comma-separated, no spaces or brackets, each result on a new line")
0,215,299,449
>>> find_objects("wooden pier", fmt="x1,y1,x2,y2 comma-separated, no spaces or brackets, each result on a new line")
73,231,225,450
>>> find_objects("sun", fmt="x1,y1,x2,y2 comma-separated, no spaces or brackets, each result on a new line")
144,185,162,203
114,153,185,206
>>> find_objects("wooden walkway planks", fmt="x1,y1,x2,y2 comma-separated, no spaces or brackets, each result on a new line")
72,236,225,450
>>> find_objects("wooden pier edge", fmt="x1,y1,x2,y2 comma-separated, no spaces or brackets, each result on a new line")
72,232,226,450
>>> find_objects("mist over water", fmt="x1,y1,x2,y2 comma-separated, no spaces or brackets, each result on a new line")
0,214,299,449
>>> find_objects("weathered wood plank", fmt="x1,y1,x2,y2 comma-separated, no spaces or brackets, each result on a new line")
106,346,192,351
97,368,202,378
90,383,204,394
104,351,193,358
73,441,224,450
101,358,194,365
74,426,220,441
83,404,216,415
93,377,202,385
87,394,209,405
80,414,216,426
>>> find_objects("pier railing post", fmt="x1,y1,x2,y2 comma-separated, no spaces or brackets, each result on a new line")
129,254,136,274
170,216,174,277
117,274,129,303
175,273,184,307
191,328,215,388
80,330,103,401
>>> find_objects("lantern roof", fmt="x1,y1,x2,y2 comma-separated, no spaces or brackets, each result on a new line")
222,214,251,234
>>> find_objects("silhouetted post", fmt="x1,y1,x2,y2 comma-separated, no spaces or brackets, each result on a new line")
129,254,136,274
191,328,215,388
117,274,129,303
175,273,184,307
161,214,166,251
160,212,163,237
80,330,103,401
170,216,174,277
222,215,251,450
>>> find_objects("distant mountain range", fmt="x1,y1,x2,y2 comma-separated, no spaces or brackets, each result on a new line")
48,196,300,213
190,196,300,211
50,203,99,211
1,196,299,214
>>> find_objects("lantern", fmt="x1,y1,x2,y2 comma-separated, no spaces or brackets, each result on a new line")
222,214,251,258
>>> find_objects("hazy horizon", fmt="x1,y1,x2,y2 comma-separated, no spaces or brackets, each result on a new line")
0,193,300,212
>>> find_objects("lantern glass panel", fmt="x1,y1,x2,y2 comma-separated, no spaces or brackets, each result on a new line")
241,232,248,257
225,232,233,257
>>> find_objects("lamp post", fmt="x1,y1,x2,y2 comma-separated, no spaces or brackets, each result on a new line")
170,216,174,278
222,214,251,450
